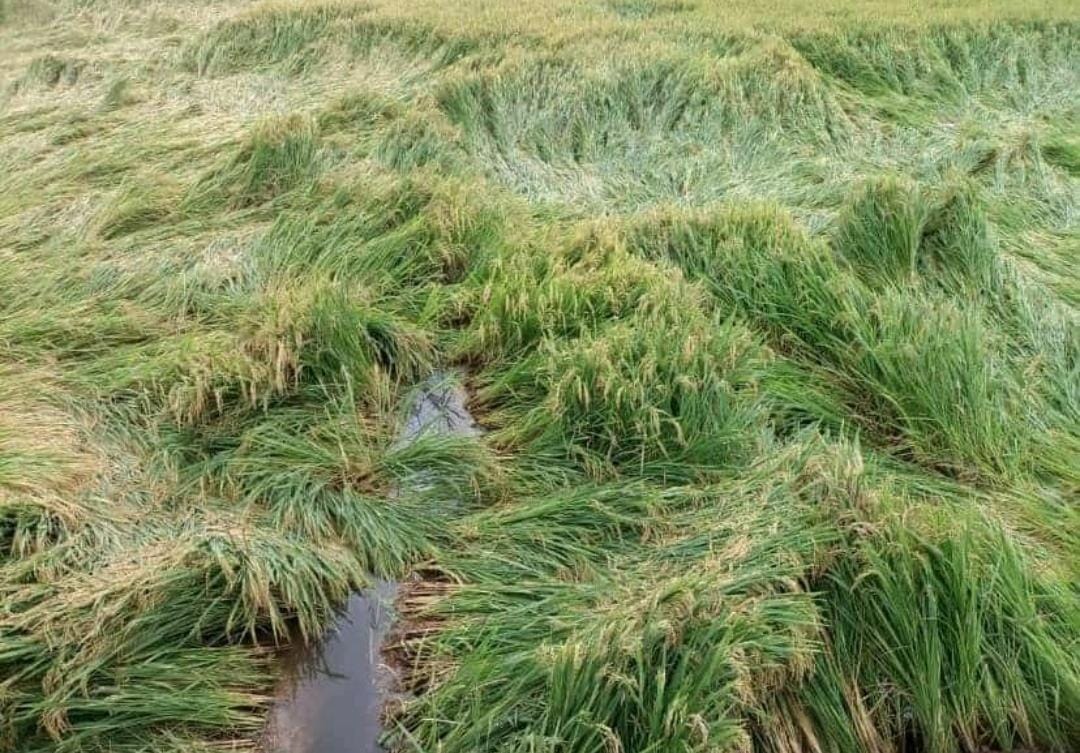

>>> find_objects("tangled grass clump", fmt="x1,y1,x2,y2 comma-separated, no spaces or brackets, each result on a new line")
1,1,1078,751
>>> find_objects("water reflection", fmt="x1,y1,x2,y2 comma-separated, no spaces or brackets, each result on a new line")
264,581,397,753
263,372,478,752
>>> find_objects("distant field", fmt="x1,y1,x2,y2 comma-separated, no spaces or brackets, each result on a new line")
1,1,1078,752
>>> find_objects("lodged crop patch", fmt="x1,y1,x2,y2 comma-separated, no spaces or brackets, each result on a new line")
1,1,1078,752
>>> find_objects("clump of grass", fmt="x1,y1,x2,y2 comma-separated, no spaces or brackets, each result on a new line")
183,114,322,211
317,89,404,134
0,510,369,750
790,23,1076,104
211,392,499,576
493,305,766,478
75,280,434,424
94,177,178,239
847,288,1028,476
98,76,133,111
919,181,1001,294
834,176,1002,294
456,239,687,362
779,513,1080,753
834,175,929,284
607,0,695,21
618,203,1042,479
1040,131,1080,176
180,2,366,75
389,439,849,753
182,3,475,76
247,174,474,289
14,54,85,90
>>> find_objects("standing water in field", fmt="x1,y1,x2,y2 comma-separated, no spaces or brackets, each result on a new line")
264,581,398,753
264,373,478,753
397,373,481,446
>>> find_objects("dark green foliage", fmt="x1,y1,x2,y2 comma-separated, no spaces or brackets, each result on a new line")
786,517,1080,753
834,176,928,284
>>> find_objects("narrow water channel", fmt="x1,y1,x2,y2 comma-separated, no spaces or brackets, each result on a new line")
263,581,397,753
263,372,477,753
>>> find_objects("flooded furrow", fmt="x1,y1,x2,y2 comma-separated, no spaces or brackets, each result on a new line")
264,372,477,753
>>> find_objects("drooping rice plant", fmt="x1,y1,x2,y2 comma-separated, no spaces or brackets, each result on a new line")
1,1,1077,751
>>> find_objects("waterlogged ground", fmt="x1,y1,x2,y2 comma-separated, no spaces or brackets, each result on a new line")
266,582,397,753
1,1,1078,752
265,373,477,753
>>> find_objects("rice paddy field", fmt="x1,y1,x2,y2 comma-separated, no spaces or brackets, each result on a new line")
1,0,1079,751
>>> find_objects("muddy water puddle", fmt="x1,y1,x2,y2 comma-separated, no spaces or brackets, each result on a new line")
264,372,477,753
264,581,397,753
